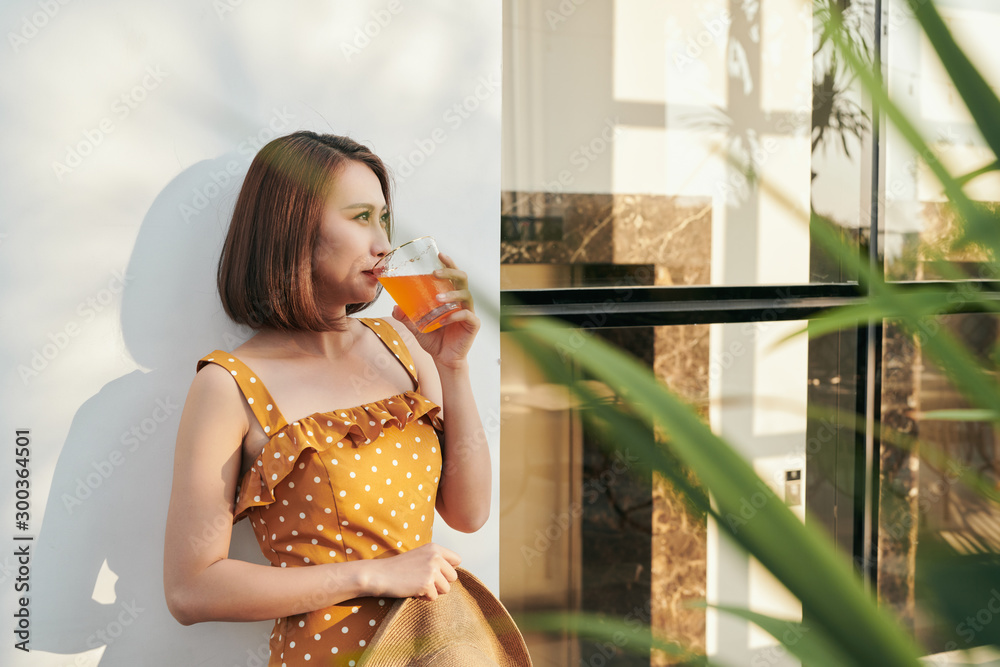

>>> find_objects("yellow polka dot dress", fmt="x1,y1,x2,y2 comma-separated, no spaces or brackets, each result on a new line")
197,318,443,666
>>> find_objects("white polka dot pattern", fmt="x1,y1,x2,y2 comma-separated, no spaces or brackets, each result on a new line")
197,318,442,665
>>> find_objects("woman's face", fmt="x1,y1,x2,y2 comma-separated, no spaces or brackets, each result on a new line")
312,160,392,308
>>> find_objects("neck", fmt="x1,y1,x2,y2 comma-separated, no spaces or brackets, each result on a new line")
255,317,362,360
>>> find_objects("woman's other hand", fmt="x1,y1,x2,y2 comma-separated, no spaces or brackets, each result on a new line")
366,543,462,601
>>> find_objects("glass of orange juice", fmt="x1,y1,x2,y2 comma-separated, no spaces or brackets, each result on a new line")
374,236,461,333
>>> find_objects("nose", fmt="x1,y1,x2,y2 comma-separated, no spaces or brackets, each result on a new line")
373,226,391,258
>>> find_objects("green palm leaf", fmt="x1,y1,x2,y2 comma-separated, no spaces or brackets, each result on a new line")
509,316,925,666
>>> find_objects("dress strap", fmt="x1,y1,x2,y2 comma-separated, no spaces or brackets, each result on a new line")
358,318,420,390
197,351,289,436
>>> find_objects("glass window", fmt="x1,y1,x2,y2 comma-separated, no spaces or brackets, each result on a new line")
879,314,1000,658
501,1,1000,665
502,0,872,291
883,0,1000,280
500,319,858,664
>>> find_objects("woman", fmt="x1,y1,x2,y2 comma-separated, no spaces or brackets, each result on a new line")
163,131,491,665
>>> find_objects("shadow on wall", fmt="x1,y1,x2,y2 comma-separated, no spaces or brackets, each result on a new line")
31,154,276,667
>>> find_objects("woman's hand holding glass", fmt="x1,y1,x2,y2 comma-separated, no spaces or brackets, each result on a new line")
391,252,478,367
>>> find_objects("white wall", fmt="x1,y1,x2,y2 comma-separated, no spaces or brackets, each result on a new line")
1,2,500,665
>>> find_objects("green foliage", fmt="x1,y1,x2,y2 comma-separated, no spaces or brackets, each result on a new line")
509,317,925,666
505,0,1000,663
518,610,701,663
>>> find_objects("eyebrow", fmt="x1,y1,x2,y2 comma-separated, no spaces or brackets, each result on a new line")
340,203,387,211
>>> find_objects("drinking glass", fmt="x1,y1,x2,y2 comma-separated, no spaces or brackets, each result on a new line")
375,236,461,333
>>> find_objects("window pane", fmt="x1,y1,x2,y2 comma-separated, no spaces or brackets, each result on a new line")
879,314,1000,661
501,0,871,290
883,0,1000,280
500,318,857,664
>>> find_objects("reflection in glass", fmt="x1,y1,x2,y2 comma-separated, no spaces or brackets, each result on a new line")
882,0,1000,280
502,0,870,290
879,314,1000,656
500,317,855,665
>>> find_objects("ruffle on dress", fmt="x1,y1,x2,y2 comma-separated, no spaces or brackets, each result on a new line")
232,392,442,522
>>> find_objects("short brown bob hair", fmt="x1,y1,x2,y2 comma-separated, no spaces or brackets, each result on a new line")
218,131,393,331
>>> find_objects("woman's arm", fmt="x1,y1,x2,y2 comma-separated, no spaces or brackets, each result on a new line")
163,363,367,624
389,254,492,533
433,357,492,532
163,363,460,625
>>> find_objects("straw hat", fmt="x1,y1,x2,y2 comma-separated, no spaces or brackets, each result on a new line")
356,568,532,666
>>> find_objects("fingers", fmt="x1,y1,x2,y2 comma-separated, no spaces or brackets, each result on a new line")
434,281,474,313
377,543,463,600
425,543,461,571
435,287,473,306
440,545,463,567
437,307,480,330
391,305,416,332
435,257,470,288
426,544,460,598
434,570,452,597
434,271,469,292
429,558,457,598
434,253,476,317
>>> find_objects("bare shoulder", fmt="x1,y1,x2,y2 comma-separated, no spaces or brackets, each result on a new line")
186,359,250,431
192,358,241,393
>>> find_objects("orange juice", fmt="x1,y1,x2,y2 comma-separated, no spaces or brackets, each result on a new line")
377,273,460,332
